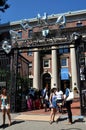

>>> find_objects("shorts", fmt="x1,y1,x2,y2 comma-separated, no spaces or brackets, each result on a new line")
56,99,63,103
52,100,58,109
43,99,49,107
1,104,10,110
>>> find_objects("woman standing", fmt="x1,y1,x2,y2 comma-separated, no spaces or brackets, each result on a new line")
0,88,11,126
49,88,58,124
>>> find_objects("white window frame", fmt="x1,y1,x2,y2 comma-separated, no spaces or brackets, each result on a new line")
61,58,68,67
43,59,50,68
18,31,22,39
29,62,32,68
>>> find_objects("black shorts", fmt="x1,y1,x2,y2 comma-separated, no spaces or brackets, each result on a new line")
56,99,63,103
43,99,49,107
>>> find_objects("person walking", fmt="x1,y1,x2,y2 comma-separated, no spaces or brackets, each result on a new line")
42,84,50,112
0,87,11,127
49,88,58,124
64,84,73,124
56,90,64,113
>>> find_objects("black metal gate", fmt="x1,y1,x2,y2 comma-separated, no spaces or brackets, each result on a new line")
10,50,29,112
0,50,29,112
80,81,86,115
78,43,86,115
0,51,10,92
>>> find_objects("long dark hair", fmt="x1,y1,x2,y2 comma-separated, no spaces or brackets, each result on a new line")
1,87,7,95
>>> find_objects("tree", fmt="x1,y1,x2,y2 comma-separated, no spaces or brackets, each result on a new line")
0,0,10,12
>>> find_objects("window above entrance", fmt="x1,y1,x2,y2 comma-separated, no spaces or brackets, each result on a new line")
61,58,68,67
43,59,50,68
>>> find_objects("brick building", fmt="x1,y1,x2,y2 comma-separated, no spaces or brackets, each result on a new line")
0,9,86,93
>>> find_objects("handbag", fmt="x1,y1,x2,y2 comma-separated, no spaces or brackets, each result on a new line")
66,91,74,101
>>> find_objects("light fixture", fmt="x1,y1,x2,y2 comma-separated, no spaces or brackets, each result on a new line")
1,30,21,54
2,40,11,54
71,32,81,41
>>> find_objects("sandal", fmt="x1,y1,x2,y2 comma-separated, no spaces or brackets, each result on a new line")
49,120,55,124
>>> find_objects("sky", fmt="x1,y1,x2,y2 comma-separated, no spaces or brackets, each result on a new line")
0,0,86,24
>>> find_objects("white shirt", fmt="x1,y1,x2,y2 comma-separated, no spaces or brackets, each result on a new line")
56,91,63,100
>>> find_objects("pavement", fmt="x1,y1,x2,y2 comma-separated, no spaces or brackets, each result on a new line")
0,96,86,130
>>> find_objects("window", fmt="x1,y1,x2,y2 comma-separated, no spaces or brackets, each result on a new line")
59,24,65,29
18,31,22,39
76,21,82,27
43,59,50,68
27,51,33,56
59,46,69,54
42,29,49,37
61,58,68,67
28,30,33,38
29,78,33,88
29,62,32,68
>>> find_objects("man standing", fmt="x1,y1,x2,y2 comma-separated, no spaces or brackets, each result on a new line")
42,84,50,112
64,84,73,124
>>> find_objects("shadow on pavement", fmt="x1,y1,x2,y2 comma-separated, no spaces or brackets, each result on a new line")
0,121,25,129
73,118,85,123
56,117,67,123
11,120,25,125
56,115,85,124
0,124,8,129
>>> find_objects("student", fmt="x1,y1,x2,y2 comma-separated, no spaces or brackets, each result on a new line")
56,90,64,113
64,84,73,124
42,84,50,112
49,88,58,124
0,87,11,127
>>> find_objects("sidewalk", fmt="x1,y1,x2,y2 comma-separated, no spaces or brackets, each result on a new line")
21,97,81,116
14,96,84,123
0,97,86,130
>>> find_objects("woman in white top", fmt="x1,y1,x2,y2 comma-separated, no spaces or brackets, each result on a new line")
56,90,64,113
0,88,11,127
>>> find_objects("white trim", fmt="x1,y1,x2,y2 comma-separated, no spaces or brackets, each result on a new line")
29,75,33,79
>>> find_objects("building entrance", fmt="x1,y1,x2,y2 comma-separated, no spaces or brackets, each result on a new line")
42,73,51,90
61,80,70,93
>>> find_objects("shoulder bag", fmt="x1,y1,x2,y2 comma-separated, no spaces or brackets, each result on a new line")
66,91,74,101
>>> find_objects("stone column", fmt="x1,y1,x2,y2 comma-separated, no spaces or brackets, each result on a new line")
33,48,40,89
70,45,78,89
51,46,59,89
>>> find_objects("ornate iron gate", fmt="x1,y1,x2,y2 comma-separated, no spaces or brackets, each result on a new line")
79,44,86,115
0,50,29,112
0,51,10,92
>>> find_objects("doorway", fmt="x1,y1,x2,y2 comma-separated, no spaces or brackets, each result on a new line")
42,73,51,90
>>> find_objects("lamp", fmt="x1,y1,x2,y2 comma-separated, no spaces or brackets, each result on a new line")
2,40,11,54
1,30,20,54
71,32,82,43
